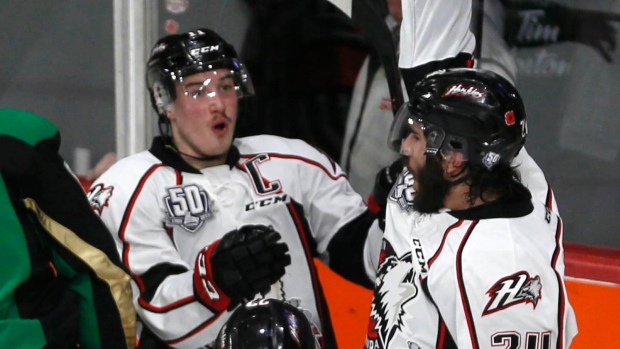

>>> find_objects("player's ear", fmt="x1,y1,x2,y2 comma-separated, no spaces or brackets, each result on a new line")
164,105,176,122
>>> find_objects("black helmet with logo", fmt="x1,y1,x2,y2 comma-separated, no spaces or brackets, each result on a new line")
388,68,527,170
146,28,254,123
214,299,320,349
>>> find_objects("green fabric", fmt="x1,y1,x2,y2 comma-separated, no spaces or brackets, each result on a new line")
0,108,133,348
0,108,58,145
49,250,103,349
0,320,46,349
0,176,47,347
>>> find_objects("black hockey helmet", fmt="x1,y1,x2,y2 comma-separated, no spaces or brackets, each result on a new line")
214,299,320,349
146,28,254,123
388,68,527,170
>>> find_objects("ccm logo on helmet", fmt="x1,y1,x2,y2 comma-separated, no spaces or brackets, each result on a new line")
190,45,219,57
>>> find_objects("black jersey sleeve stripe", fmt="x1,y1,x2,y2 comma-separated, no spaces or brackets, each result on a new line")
137,262,189,305
327,209,376,289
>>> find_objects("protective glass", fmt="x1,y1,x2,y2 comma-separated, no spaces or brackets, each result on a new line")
388,103,471,160
181,71,240,101
388,103,417,152
177,58,254,99
388,104,446,156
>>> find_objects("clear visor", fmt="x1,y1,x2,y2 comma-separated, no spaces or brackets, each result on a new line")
388,103,416,152
180,71,240,101
388,104,468,160
388,104,447,155
176,58,254,99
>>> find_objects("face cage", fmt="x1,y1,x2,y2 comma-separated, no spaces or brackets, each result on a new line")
388,104,470,160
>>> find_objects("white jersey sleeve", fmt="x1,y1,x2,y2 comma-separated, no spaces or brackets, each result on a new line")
513,147,559,213
399,0,477,69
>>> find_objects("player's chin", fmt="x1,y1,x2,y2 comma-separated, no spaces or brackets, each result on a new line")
210,138,233,155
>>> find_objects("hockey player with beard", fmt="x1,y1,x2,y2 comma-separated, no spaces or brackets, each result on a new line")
364,1,577,348
88,28,383,349
366,68,577,349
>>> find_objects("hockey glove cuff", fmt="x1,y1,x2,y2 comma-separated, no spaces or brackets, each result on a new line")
193,240,233,313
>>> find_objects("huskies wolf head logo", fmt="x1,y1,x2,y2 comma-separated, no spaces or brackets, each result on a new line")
88,183,114,215
367,239,418,348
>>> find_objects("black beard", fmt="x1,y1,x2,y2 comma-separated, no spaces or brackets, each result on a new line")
413,156,452,214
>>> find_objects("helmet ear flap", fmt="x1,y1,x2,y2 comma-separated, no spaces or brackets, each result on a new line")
152,81,172,117
147,65,177,125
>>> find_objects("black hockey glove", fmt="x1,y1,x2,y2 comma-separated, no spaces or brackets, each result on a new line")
193,225,291,312
368,160,403,230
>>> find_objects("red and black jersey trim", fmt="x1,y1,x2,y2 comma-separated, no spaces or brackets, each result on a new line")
436,316,457,349
422,278,457,349
167,314,224,346
428,219,481,348
545,180,555,210
287,199,339,349
454,220,482,349
239,152,348,181
552,217,568,349
117,164,167,270
137,263,190,306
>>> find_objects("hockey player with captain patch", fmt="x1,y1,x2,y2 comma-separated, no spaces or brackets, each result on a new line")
88,28,383,349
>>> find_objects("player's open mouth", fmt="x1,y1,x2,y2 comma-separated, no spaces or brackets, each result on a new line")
212,120,229,134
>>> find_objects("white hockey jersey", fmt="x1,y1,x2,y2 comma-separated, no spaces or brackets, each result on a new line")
88,135,382,349
365,159,577,349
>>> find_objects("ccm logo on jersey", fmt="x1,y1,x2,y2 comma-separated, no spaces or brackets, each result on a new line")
483,271,542,315
244,194,289,211
87,183,114,215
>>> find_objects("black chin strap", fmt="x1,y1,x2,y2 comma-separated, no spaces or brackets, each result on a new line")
159,119,223,162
